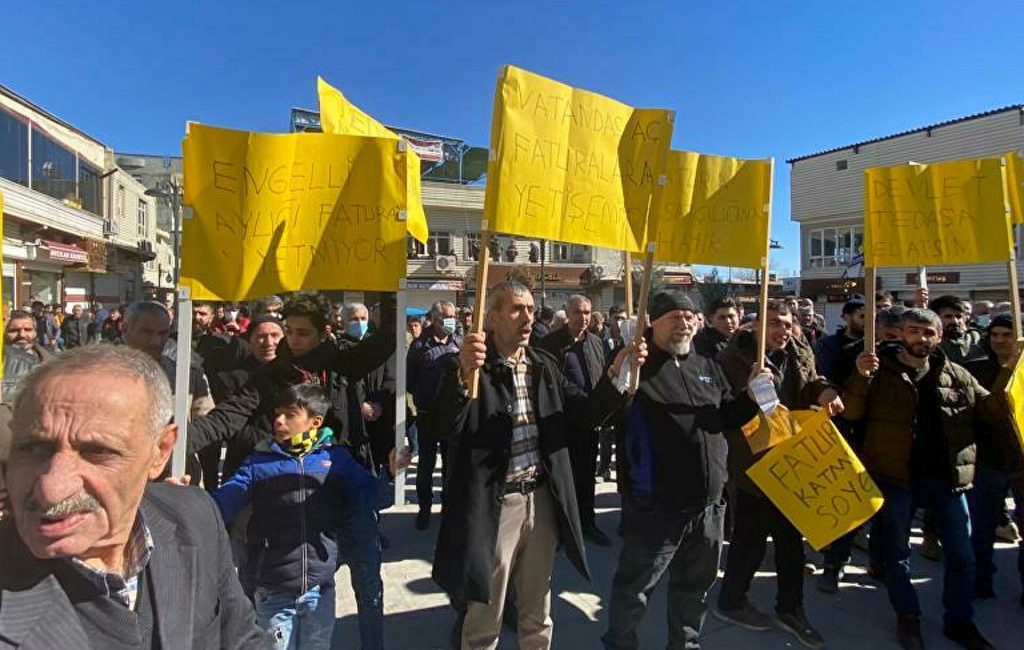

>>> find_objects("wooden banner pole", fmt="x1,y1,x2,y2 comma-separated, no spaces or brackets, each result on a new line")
171,286,193,477
755,158,776,371
629,243,656,392
623,251,634,317
467,224,492,400
864,267,878,348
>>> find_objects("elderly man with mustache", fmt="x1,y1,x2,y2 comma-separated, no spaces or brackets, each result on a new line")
0,345,263,649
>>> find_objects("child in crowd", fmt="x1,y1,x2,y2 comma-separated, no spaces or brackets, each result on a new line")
213,384,378,650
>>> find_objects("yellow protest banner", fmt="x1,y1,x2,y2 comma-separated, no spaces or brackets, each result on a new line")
1004,349,1024,456
181,123,408,300
741,404,800,455
651,151,771,268
483,65,674,252
747,409,884,551
864,158,1013,267
1006,151,1023,225
317,76,429,244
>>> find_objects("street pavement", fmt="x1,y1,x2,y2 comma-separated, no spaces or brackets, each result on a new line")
331,467,1024,649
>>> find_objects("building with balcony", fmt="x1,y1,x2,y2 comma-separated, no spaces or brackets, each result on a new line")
788,104,1024,330
0,83,158,310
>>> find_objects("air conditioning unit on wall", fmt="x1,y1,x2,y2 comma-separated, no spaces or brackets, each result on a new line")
434,255,457,273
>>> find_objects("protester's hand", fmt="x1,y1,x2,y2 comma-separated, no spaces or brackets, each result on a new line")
609,337,648,379
389,446,412,476
361,401,383,422
915,286,929,308
856,351,879,377
458,332,487,373
745,364,774,401
818,388,845,415
163,474,191,487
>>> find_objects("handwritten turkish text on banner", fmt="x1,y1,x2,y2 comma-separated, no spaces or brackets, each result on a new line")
484,65,673,252
864,158,1012,267
181,123,408,300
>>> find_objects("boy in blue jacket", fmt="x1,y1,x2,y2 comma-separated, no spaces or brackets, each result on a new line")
213,384,378,650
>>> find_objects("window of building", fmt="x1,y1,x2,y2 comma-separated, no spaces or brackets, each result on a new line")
427,232,453,257
78,162,102,216
465,233,481,260
0,108,29,186
552,243,570,262
31,128,76,203
117,184,126,218
407,235,426,259
808,226,863,268
836,159,848,171
138,199,148,236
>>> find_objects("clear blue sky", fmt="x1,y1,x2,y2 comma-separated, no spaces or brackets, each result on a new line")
4,0,1022,274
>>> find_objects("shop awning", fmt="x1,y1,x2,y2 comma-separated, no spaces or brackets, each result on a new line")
42,240,89,264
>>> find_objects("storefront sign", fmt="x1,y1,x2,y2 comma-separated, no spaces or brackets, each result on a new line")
904,272,960,285
407,279,465,291
42,240,88,264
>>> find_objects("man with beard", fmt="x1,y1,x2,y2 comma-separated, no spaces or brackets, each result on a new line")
0,345,263,649
59,305,90,350
928,295,985,365
602,291,766,650
539,294,610,546
2,311,53,400
963,314,1024,603
693,296,739,358
29,301,59,351
846,309,1000,650
814,298,866,384
715,300,840,649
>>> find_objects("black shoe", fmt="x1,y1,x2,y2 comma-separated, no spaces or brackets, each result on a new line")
415,510,430,530
897,616,924,650
943,623,994,650
776,607,825,650
868,562,886,582
817,567,841,594
599,468,613,482
920,534,942,561
584,525,612,547
713,603,774,632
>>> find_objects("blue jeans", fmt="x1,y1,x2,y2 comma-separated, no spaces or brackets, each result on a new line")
875,478,974,627
967,464,1011,592
338,492,384,650
255,585,336,650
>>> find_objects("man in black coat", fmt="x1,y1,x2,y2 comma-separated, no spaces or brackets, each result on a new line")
0,345,263,649
433,281,646,649
692,296,739,359
602,292,764,650
539,293,611,545
59,304,90,349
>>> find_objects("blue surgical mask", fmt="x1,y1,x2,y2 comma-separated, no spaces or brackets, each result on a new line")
347,319,369,339
442,317,457,336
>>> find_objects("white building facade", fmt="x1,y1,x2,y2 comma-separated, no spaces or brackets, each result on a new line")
789,105,1024,329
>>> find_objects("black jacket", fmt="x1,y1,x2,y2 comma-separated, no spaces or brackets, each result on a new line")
692,327,730,359
538,328,606,393
963,353,1023,474
59,316,90,349
0,484,263,650
338,334,396,468
430,344,625,604
619,337,758,513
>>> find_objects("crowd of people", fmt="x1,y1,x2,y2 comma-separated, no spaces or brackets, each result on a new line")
0,283,1021,650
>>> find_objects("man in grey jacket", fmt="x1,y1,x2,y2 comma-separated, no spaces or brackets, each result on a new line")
0,345,263,649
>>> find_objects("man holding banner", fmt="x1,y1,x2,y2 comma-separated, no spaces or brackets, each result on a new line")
846,308,1002,650
603,291,766,650
715,299,839,649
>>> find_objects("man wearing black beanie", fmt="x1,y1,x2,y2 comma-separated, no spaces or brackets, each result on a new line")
603,291,768,650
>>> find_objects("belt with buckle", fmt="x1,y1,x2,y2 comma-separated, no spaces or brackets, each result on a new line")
503,474,548,496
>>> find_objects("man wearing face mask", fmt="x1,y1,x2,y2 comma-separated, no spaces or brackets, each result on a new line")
603,292,766,650
338,302,396,483
407,301,461,530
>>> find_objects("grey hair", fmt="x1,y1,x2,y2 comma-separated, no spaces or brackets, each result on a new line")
341,302,368,322
900,307,941,331
12,345,173,438
124,300,171,328
429,300,455,321
485,281,531,313
566,294,591,310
